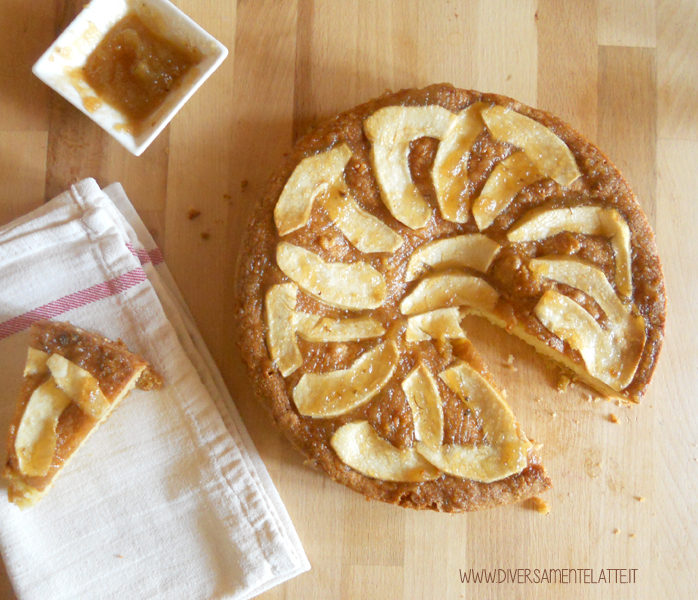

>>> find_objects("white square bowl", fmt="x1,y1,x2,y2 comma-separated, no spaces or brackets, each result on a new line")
32,0,228,156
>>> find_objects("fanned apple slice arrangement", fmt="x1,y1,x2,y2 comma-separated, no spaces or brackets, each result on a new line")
261,97,658,495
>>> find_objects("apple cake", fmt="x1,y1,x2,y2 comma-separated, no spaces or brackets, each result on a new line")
237,84,665,512
2,321,163,508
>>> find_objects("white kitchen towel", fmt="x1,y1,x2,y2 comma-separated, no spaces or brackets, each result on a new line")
0,178,310,600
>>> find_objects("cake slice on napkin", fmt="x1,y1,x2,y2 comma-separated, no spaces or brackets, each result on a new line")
2,320,163,508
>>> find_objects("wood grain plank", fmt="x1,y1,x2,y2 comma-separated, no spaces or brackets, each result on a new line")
657,0,698,140
594,43,658,598
294,0,401,137
598,46,657,223
471,0,538,105
402,511,468,599
294,0,536,139
389,1,478,91
217,0,299,476
0,0,53,131
275,467,346,600
653,138,698,598
163,0,238,357
102,133,170,248
598,0,657,48
0,132,48,225
342,497,404,567
341,565,403,600
537,0,598,139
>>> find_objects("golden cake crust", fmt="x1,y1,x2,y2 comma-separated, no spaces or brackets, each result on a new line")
236,84,665,512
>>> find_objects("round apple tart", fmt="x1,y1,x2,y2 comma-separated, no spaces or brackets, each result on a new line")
237,84,665,512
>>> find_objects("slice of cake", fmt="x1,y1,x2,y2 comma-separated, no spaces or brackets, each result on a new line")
2,321,163,508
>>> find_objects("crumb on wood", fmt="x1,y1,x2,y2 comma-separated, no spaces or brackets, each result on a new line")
187,208,201,220
613,528,621,535
526,497,550,515
504,354,518,371
635,496,646,502
200,231,210,240
608,413,619,423
302,459,321,471
556,373,571,392
629,533,636,538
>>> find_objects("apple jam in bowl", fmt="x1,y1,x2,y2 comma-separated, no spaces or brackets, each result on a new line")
82,12,202,129
32,0,227,156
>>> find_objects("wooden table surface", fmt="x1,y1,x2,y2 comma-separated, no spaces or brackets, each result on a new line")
1,1,697,598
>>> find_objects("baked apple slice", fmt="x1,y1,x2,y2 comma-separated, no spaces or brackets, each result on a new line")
508,205,633,297
331,421,440,482
292,342,398,418
364,106,455,229
481,105,581,186
276,242,386,310
274,143,353,236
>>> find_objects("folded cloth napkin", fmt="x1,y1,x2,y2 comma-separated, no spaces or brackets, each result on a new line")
0,179,309,600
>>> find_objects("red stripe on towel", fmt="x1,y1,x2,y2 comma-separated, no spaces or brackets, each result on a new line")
126,242,165,267
0,268,148,341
